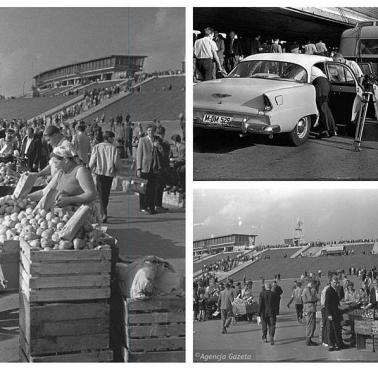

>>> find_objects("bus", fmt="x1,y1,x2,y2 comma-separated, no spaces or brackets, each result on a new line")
339,21,378,76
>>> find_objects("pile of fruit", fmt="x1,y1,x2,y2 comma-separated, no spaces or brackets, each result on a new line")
0,195,111,251
0,163,19,186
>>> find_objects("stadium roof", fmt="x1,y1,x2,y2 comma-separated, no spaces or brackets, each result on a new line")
33,54,147,79
194,233,258,243
346,7,378,20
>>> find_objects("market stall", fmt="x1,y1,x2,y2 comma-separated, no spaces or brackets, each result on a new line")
232,297,259,321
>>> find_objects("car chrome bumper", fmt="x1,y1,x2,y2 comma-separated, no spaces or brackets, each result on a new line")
193,116,281,135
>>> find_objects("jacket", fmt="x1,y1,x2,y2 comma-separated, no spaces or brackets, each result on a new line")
325,286,342,322
259,290,279,318
89,142,121,177
301,286,318,313
136,136,162,174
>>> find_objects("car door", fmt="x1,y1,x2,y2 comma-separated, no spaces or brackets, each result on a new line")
324,62,362,125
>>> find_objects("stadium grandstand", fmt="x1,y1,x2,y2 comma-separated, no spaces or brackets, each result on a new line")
33,55,147,92
193,233,257,257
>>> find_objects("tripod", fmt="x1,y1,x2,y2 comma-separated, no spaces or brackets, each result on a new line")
353,91,378,152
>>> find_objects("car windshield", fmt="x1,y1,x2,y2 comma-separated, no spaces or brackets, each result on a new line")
228,60,308,83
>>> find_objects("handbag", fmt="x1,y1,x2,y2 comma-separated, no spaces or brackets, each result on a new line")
127,176,148,194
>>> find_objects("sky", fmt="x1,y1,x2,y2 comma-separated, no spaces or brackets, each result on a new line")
194,187,378,245
0,7,185,96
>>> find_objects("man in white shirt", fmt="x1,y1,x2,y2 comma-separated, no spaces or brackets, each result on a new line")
194,27,225,81
316,39,328,56
72,123,91,165
333,53,364,83
303,40,317,55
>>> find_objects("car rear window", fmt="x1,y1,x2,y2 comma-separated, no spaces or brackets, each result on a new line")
228,60,308,83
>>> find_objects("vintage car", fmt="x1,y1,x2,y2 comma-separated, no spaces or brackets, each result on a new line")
194,53,364,146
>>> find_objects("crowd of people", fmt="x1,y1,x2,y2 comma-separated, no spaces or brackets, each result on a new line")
200,253,253,274
194,262,378,353
0,109,186,219
193,27,336,82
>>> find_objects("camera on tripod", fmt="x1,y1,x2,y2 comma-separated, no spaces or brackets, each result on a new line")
362,73,377,93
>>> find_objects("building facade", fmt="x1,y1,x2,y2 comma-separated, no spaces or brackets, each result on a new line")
193,234,257,257
33,55,147,90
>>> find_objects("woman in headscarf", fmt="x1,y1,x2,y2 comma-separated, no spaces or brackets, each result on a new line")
29,145,97,213
311,66,337,138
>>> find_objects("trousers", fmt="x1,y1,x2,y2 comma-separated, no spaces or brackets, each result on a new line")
261,315,276,340
96,174,113,219
139,172,157,211
305,311,316,343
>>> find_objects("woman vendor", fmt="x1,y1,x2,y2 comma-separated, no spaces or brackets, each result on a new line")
29,145,97,208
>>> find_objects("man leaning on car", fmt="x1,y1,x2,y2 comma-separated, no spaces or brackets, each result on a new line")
194,27,226,81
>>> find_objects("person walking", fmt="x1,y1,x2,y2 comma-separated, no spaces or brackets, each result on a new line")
217,282,235,334
72,123,91,166
259,282,278,345
272,280,283,315
89,130,121,223
302,280,319,346
287,281,304,322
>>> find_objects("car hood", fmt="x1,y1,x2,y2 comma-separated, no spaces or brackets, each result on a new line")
194,77,304,111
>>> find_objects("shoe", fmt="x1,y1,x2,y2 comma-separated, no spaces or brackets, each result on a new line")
102,218,108,223
156,206,168,211
148,209,156,215
270,339,274,345
262,336,267,343
140,209,148,213
328,347,335,352
307,341,318,346
222,327,227,334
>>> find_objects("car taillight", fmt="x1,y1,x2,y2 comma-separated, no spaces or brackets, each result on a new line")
263,94,273,111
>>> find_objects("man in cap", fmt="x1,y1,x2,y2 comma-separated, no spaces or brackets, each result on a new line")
37,125,74,177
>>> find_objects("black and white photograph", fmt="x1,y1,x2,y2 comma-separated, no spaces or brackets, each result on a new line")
193,185,378,361
0,7,185,362
193,7,378,180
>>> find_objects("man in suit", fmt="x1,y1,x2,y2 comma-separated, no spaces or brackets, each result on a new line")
259,282,278,345
20,127,40,172
325,275,345,351
225,31,243,72
136,124,162,214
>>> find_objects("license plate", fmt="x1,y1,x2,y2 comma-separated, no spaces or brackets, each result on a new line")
203,114,232,125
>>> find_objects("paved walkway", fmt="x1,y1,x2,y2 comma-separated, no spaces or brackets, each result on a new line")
0,187,185,362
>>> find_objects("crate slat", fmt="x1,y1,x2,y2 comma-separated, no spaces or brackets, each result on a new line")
31,318,109,338
128,337,185,352
126,297,186,312
27,286,111,303
25,248,112,262
128,323,185,338
20,345,113,362
28,273,110,289
128,350,185,362
22,331,109,356
127,312,185,325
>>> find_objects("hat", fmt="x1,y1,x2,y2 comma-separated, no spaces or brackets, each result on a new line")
44,125,60,136
53,145,77,159
171,134,181,143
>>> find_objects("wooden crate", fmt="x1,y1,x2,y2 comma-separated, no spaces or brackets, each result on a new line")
20,240,112,303
19,292,112,359
355,319,373,335
118,296,185,362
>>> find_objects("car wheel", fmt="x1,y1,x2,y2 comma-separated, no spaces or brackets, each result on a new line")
287,116,311,146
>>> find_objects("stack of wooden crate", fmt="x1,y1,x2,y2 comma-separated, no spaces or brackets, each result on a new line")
19,240,115,362
115,295,185,362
